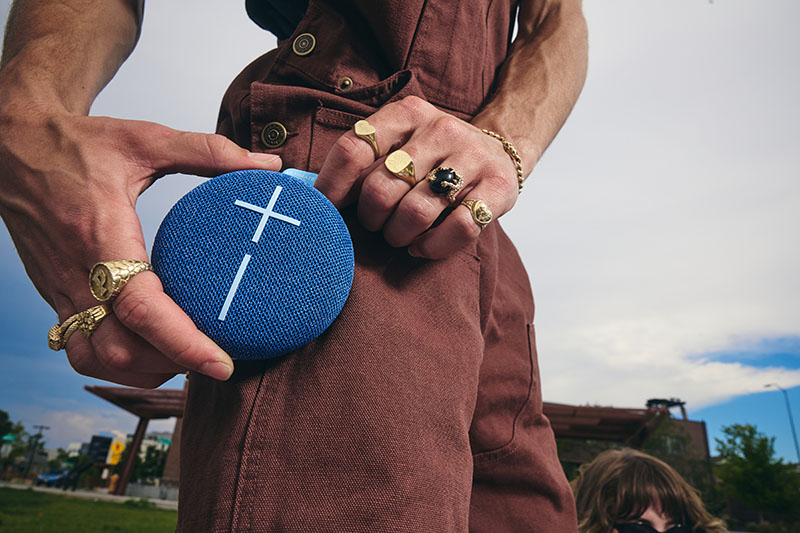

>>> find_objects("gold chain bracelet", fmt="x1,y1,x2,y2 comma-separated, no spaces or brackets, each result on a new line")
480,129,525,192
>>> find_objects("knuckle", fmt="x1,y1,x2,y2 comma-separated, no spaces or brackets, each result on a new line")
431,114,464,137
397,95,430,118
398,196,435,229
359,177,395,209
166,340,198,367
455,210,482,240
483,166,517,197
67,349,96,377
95,344,135,372
114,289,153,331
383,233,401,248
203,134,236,165
334,133,369,164
204,133,230,153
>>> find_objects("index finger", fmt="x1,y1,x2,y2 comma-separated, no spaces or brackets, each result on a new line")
315,96,438,207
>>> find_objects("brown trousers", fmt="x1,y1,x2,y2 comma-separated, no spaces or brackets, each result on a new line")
177,2,576,531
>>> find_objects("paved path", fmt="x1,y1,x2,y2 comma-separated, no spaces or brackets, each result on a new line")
0,481,178,511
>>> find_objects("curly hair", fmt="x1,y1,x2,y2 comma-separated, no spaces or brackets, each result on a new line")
570,448,726,533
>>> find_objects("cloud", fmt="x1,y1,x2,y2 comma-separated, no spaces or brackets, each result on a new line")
10,403,178,449
538,315,800,409
499,0,800,414
12,405,133,448
690,336,800,369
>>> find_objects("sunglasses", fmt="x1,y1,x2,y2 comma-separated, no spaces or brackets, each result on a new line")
614,522,692,533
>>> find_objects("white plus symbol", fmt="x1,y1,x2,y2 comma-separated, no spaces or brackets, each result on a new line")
218,186,302,322
234,185,301,242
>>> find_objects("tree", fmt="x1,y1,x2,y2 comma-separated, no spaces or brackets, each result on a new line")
0,409,13,437
0,410,28,480
643,417,726,516
112,443,169,484
47,447,72,472
140,445,168,481
715,423,800,522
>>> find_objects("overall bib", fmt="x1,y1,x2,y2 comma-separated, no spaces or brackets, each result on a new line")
178,1,577,530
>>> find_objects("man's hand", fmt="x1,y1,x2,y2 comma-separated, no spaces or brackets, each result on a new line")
0,105,282,387
315,0,588,260
315,96,520,260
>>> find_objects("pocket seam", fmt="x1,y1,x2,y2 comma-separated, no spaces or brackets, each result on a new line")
471,322,535,467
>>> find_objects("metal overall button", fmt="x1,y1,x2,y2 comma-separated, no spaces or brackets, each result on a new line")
338,76,354,91
292,33,316,56
261,122,288,148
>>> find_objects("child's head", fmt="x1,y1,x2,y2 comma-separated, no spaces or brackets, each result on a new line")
570,448,725,533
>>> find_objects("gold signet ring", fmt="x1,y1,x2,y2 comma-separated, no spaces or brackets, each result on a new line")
354,120,380,159
90,260,153,302
462,199,493,230
48,303,113,351
384,150,416,186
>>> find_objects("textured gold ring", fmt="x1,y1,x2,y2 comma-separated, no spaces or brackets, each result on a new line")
461,199,493,230
384,149,416,186
353,120,380,159
89,260,153,302
426,167,464,204
48,303,113,351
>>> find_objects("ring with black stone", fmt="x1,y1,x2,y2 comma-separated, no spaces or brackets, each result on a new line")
425,166,463,204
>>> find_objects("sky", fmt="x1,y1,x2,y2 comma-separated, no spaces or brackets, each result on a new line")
1,1,799,462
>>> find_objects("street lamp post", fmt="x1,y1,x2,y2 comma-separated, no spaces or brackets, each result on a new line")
23,424,50,479
765,383,800,464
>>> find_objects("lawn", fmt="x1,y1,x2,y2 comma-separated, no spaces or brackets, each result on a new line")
0,487,177,532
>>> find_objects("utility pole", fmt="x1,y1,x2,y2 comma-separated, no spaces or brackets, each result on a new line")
765,384,800,464
23,424,50,480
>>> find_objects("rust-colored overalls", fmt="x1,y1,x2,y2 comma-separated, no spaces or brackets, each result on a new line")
177,1,577,531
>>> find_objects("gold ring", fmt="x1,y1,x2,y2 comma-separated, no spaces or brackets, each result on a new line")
48,303,113,351
353,120,380,159
89,260,153,302
461,199,493,230
426,167,464,204
384,149,416,186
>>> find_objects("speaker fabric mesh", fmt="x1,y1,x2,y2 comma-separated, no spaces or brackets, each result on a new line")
151,170,354,360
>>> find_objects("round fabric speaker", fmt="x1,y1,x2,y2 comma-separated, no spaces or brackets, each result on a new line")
151,169,354,360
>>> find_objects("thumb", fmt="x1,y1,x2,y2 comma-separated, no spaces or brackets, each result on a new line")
146,128,282,177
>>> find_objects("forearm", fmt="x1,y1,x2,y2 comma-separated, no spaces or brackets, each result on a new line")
472,0,588,176
0,0,144,115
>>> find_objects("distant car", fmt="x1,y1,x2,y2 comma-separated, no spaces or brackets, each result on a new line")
35,470,69,487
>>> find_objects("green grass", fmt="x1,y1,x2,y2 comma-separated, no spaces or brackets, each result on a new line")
0,487,177,532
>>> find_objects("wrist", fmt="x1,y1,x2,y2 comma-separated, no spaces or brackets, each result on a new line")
479,129,526,192
0,39,99,116
471,116,541,177
0,53,94,118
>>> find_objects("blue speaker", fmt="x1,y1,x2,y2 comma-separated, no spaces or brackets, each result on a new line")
151,169,354,360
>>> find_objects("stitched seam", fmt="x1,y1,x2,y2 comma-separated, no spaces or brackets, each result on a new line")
315,107,365,129
473,441,520,467
453,250,481,273
482,0,494,97
276,58,332,89
471,323,535,465
229,371,267,532
439,0,462,97
403,0,430,70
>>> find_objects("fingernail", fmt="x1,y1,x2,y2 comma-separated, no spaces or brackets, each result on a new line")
200,360,233,381
248,152,280,165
